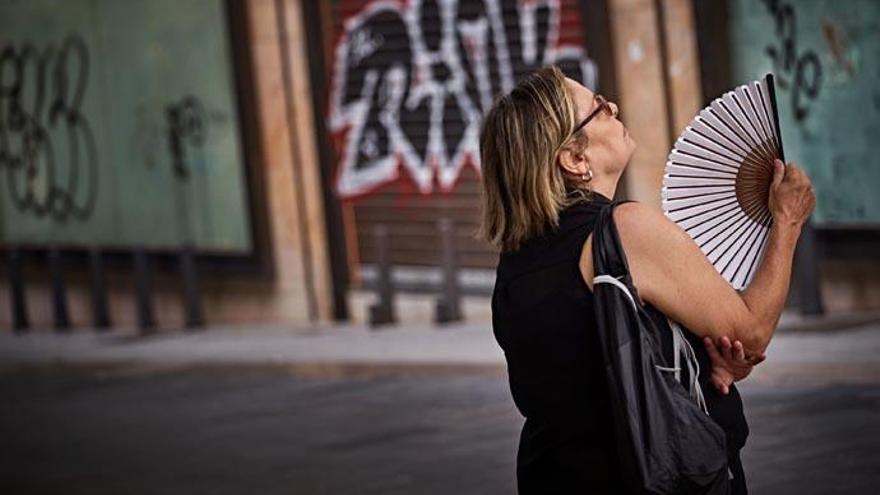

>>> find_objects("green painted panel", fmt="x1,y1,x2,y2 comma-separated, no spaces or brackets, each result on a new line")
0,0,252,252
729,0,880,226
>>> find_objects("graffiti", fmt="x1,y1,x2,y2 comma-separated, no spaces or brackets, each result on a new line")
0,35,99,221
328,0,597,198
165,96,207,180
760,0,822,123
821,20,855,79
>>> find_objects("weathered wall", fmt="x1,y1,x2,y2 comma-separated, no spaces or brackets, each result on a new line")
0,0,334,330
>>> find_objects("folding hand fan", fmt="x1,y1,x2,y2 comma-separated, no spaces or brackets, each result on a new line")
661,74,784,291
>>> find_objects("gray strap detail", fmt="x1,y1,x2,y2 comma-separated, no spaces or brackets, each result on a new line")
667,317,709,415
673,323,682,383
593,275,637,311
654,365,680,372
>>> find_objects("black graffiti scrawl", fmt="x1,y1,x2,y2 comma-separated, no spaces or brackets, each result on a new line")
0,35,99,221
761,0,822,123
328,0,598,198
165,95,207,180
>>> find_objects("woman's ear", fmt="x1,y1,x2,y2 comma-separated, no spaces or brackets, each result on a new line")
557,145,588,177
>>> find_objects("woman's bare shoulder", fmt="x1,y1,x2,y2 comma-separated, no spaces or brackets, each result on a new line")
580,200,700,300
611,201,697,258
613,201,679,235
579,201,674,291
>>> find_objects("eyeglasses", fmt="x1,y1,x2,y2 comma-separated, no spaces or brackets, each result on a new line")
569,94,615,138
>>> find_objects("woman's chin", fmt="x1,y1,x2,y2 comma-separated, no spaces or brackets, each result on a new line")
622,146,636,166
625,137,637,154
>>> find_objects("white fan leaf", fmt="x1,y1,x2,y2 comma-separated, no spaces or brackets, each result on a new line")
662,74,783,290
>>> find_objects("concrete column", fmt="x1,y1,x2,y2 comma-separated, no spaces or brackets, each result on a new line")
243,0,333,323
659,0,703,137
608,0,703,208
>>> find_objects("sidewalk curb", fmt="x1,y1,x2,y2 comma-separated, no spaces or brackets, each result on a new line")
0,361,508,379
774,310,880,334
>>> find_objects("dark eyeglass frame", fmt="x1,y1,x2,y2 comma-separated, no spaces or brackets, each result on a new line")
569,94,614,139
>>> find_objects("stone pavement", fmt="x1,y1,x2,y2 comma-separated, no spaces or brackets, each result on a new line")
1,311,879,494
2,310,879,381
0,320,505,374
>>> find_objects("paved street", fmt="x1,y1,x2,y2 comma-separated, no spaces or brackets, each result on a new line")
1,316,879,494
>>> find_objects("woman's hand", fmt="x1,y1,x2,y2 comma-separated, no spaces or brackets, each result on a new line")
768,159,816,230
703,336,766,395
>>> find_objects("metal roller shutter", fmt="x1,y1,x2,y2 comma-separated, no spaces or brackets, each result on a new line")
324,0,602,272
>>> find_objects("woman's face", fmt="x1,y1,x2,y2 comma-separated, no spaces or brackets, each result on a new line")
563,77,635,178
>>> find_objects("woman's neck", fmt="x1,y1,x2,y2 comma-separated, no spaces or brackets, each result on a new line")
591,177,618,201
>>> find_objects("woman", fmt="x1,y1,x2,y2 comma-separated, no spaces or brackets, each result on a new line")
479,66,815,494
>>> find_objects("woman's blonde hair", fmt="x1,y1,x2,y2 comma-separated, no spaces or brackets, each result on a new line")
478,65,592,252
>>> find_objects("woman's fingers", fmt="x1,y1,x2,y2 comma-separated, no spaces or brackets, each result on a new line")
745,350,767,365
733,340,746,362
712,375,729,395
705,336,733,395
704,336,723,362
721,336,733,361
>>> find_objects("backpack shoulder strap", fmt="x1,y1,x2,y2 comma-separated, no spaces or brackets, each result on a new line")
592,199,636,281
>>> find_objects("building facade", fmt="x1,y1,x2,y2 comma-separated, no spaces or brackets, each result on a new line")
1,0,877,331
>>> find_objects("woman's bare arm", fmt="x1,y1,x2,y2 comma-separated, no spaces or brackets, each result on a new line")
580,160,815,356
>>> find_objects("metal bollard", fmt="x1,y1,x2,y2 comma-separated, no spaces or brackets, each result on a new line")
89,246,111,330
48,246,71,331
179,242,204,330
793,221,825,315
368,224,396,327
434,218,462,324
8,247,30,333
133,248,156,333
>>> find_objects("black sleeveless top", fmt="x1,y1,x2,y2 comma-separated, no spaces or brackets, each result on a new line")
491,193,749,494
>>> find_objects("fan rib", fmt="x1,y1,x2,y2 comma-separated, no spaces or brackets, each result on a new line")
685,200,742,236
691,204,744,242
698,117,772,174
667,174,736,182
665,183,735,190
681,138,742,165
739,194,765,216
666,193,736,214
719,213,764,276
664,190,735,202
677,197,740,226
703,213,754,259
738,192,771,227
755,84,781,152
690,125,751,162
747,83,775,143
707,107,764,162
696,116,752,158
739,215,773,288
728,208,772,287
733,96,777,167
728,209,772,287
669,161,738,176
731,95,772,157
717,100,774,165
698,209,752,254
726,95,765,149
742,88,773,144
706,106,753,149
674,149,740,171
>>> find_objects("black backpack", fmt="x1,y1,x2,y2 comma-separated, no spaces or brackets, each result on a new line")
591,200,730,494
